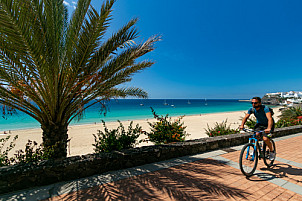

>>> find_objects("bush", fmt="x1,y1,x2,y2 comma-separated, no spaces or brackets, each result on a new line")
1,135,54,166
278,107,302,121
275,116,302,128
0,135,18,167
93,120,143,153
146,108,188,145
205,119,239,137
11,140,55,164
245,116,257,129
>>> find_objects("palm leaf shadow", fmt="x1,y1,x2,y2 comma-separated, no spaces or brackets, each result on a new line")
58,158,251,200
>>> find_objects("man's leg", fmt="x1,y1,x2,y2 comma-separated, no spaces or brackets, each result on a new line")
264,121,275,152
263,136,273,151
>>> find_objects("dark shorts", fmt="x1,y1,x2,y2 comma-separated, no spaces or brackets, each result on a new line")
254,122,275,137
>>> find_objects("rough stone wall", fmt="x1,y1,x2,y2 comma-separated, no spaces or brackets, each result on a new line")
1,125,302,195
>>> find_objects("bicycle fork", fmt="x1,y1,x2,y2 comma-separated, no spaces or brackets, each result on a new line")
246,138,258,161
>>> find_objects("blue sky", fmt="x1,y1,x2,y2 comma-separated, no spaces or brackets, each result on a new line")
64,0,302,99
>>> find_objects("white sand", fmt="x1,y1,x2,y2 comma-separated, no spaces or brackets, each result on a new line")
1,107,282,157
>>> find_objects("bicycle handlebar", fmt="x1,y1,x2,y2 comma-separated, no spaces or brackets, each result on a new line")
241,128,265,133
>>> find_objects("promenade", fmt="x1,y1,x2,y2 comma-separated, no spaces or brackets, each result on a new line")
2,133,302,200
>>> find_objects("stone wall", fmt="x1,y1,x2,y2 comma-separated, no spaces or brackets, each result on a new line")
1,125,302,195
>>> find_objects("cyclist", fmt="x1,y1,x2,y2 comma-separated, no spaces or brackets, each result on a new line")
239,97,275,160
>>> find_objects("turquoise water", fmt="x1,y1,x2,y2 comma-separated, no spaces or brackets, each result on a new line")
0,99,250,130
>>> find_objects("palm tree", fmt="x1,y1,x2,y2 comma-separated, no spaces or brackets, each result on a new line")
0,0,160,158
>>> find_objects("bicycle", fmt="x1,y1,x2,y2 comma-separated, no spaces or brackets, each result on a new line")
239,128,276,177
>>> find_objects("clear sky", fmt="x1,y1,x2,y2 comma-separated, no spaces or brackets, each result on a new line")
64,0,302,99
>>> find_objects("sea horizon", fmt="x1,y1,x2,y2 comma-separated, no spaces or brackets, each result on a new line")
0,99,251,131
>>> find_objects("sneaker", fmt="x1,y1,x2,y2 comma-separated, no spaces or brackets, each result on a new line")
269,151,276,161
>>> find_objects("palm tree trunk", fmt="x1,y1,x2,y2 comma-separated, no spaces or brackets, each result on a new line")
42,123,68,159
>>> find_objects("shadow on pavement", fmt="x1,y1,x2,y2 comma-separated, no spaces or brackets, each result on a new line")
261,163,302,182
49,158,251,201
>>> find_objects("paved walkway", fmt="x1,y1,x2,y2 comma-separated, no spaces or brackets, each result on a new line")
1,133,302,200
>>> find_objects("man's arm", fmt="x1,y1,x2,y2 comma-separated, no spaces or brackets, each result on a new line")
240,113,251,130
265,112,273,133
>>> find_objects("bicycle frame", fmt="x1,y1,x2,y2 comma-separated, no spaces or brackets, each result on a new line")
246,133,259,161
239,129,275,176
244,129,264,161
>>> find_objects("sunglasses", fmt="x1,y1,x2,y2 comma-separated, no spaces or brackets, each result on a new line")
251,102,259,105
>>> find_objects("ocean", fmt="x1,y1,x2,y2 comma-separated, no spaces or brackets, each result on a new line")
0,99,250,131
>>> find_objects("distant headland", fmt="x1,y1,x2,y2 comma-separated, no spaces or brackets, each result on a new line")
262,91,302,106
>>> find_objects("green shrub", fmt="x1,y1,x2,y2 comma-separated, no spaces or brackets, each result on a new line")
275,116,302,128
278,107,302,121
11,140,55,164
239,114,257,129
205,119,239,137
93,120,143,153
146,108,188,145
0,135,18,167
1,135,54,166
245,116,257,129
275,106,302,128
275,120,294,128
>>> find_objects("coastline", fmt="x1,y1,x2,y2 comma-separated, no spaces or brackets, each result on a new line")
0,99,252,131
2,107,282,157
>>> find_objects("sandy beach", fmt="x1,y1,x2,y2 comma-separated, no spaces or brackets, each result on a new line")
2,107,282,157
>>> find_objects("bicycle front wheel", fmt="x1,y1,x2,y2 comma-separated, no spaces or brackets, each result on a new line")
239,143,258,177
263,139,276,167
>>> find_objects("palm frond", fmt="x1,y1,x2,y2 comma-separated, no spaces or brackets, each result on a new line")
0,0,159,128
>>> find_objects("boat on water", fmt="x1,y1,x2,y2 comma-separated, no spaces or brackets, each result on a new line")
163,100,169,105
171,100,175,107
139,99,144,106
187,100,191,104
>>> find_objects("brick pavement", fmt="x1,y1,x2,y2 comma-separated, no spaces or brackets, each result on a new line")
1,133,302,200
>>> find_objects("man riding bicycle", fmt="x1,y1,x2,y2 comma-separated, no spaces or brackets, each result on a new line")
240,97,276,160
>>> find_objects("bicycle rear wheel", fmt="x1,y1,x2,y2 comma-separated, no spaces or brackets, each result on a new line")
239,143,258,177
263,139,276,167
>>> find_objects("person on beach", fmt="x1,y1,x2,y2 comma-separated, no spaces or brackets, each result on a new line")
239,97,275,160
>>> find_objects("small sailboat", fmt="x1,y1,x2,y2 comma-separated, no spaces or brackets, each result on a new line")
205,98,208,106
163,100,168,105
140,99,144,106
171,100,175,107
187,100,191,104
